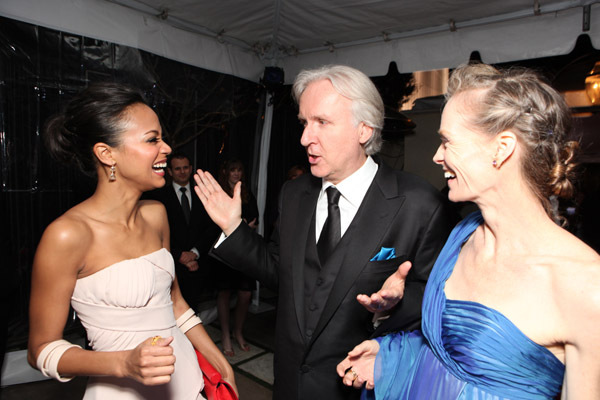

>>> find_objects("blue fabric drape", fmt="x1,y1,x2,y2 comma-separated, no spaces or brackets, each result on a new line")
369,212,564,400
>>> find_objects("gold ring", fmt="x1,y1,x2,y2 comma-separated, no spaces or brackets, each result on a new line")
151,336,161,346
350,368,358,381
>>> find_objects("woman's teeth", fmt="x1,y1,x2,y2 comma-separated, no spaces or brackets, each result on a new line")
444,171,456,179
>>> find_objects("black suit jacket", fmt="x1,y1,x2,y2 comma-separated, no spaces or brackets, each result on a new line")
212,161,454,400
147,184,215,306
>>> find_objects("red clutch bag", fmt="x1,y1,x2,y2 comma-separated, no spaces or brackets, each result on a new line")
195,349,239,400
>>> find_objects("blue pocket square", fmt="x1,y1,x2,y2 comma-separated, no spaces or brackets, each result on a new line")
370,247,396,261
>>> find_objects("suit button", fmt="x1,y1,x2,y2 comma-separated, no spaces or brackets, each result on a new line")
306,329,313,337
309,304,318,311
301,364,311,373
316,278,323,286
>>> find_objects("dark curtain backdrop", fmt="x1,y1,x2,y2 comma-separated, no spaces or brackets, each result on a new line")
263,86,307,238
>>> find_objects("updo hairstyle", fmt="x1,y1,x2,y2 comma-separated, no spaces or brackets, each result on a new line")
44,82,147,177
446,63,578,223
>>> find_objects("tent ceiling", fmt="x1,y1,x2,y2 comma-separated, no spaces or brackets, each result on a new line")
2,0,600,81
114,0,583,53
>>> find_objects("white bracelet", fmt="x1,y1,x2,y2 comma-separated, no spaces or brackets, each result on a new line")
176,308,196,328
179,315,202,333
36,339,82,382
176,308,202,333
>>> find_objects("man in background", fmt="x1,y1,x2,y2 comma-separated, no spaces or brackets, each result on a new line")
149,153,213,310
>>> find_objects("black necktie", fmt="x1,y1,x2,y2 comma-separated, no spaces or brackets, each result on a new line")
180,187,191,225
317,186,341,264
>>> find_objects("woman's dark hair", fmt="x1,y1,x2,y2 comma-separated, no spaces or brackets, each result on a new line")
43,82,148,177
218,159,250,203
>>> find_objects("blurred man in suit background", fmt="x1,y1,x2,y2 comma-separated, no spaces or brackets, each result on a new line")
148,153,213,310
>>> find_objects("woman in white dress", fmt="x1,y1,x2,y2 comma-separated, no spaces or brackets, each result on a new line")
27,82,237,399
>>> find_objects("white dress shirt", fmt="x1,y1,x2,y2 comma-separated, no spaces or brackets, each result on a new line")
216,157,378,248
172,182,192,210
172,181,199,259
315,156,378,241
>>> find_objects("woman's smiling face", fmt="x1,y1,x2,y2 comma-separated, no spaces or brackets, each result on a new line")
111,103,171,191
433,91,497,203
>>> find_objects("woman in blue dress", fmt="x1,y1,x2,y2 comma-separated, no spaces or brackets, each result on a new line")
337,63,600,399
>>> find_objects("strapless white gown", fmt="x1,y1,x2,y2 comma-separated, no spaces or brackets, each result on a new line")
71,248,204,399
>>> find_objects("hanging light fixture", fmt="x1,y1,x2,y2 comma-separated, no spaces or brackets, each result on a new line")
585,61,600,104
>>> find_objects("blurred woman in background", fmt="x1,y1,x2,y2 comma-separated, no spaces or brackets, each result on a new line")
212,159,258,356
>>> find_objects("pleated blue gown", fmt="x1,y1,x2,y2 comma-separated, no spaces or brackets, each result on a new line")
367,212,564,400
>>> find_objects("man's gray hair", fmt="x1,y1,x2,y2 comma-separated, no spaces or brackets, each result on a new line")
292,65,384,155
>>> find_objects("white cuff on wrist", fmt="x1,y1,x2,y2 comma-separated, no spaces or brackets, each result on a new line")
36,339,82,382
176,308,202,333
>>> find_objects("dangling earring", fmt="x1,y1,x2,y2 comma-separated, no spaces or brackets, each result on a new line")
109,163,116,181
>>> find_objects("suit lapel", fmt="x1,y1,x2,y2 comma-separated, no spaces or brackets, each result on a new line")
190,185,204,218
291,178,320,339
310,164,406,343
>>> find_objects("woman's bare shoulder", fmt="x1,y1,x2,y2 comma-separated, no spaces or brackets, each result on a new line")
138,199,166,212
551,232,600,275
137,199,168,232
35,206,94,274
556,256,600,385
138,199,167,221
547,234,600,333
44,207,93,248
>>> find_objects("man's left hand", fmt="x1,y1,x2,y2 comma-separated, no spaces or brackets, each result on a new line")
356,261,412,313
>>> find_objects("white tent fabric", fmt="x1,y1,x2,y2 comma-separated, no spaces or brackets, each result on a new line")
252,92,274,308
256,93,274,240
282,3,600,81
2,0,600,83
0,0,265,81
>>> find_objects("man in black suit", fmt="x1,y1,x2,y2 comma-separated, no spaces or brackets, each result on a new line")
150,153,212,309
194,65,454,400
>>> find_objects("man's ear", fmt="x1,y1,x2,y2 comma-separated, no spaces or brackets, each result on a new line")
358,123,374,145
167,167,173,177
92,142,115,167
494,130,517,168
